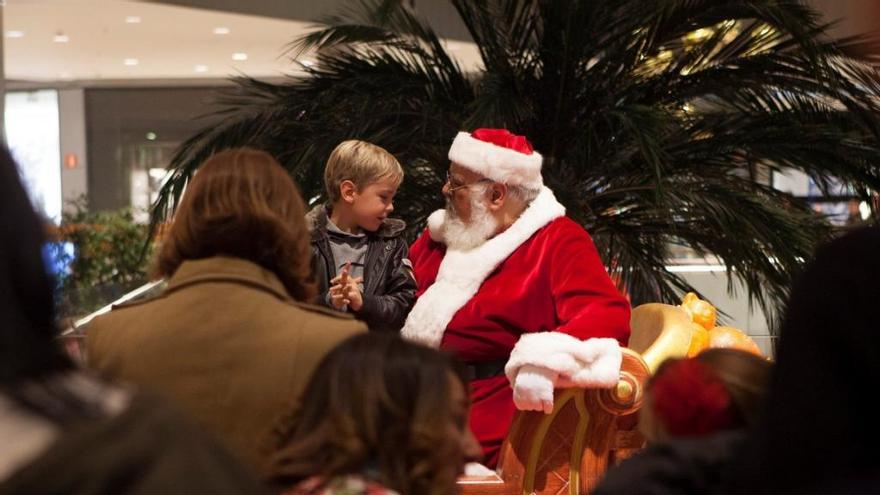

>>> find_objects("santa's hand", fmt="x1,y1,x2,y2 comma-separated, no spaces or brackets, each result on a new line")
512,365,557,414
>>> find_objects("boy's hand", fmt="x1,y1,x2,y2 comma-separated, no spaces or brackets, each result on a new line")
329,263,351,310
344,282,363,311
329,263,363,311
328,284,349,310
330,262,352,287
328,279,364,310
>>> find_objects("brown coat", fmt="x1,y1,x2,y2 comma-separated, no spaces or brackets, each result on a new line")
86,256,366,470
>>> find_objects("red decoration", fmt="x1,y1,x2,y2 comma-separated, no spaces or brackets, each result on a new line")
471,128,534,155
649,359,736,437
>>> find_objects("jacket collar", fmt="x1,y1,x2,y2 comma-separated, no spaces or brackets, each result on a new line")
165,256,291,301
306,203,405,240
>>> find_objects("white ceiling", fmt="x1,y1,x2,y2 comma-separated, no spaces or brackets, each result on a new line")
2,0,482,84
5,0,858,86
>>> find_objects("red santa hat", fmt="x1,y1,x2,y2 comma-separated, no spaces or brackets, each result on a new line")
448,128,543,189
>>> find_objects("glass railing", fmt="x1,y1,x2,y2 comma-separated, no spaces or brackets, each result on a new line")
57,279,167,365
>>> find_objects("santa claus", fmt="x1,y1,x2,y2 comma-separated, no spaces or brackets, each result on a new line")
402,128,632,467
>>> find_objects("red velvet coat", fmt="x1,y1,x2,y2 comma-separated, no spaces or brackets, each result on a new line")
408,215,631,467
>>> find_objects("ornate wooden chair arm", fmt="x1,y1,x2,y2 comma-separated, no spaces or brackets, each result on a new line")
458,350,650,495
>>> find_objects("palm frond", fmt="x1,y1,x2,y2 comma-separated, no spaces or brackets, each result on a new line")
153,0,880,331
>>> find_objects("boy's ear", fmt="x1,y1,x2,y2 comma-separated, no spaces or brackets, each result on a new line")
339,180,358,203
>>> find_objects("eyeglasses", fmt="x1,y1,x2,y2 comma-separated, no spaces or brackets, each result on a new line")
446,171,493,193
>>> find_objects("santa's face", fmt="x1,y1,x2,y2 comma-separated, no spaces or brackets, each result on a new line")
441,163,499,250
442,162,488,223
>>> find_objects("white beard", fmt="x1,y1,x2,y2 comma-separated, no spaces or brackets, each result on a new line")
441,192,499,251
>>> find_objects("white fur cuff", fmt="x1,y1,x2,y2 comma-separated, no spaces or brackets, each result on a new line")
505,333,622,388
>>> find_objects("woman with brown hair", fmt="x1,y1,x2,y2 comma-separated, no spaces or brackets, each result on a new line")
87,148,366,471
153,147,314,301
264,333,482,495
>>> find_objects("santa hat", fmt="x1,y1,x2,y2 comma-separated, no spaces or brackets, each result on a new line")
448,128,543,189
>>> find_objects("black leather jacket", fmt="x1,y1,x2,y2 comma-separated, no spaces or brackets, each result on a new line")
306,204,416,333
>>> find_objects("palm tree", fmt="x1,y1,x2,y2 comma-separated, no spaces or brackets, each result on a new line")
153,0,880,326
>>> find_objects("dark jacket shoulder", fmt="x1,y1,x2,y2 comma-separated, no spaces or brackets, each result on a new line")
593,431,745,495
0,391,269,495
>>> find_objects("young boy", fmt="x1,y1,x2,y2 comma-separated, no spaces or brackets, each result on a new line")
306,140,416,332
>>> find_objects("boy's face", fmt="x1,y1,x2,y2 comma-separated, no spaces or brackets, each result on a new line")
350,177,398,232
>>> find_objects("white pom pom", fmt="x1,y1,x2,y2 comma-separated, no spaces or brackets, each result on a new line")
427,209,446,242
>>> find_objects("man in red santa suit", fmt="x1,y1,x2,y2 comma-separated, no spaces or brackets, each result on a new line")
401,128,631,468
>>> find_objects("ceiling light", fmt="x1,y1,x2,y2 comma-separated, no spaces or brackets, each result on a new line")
6,30,25,39
194,64,209,73
146,132,157,141
231,52,248,61
53,33,70,43
124,58,139,66
125,16,142,24
213,27,231,35
301,59,315,67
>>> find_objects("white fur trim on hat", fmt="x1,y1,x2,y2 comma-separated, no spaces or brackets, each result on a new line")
505,333,622,389
402,186,565,348
448,132,543,189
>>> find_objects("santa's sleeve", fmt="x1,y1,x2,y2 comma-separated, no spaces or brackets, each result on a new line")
549,224,631,345
505,222,631,390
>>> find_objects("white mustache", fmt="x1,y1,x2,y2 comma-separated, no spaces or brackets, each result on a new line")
441,194,498,251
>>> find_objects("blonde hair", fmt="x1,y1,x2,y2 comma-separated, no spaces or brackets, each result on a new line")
324,140,403,203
